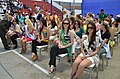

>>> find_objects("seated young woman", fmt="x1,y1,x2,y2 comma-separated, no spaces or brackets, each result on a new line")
48,18,74,73
69,21,100,79
71,19,84,61
9,19,22,49
99,21,111,58
20,19,35,53
31,17,50,61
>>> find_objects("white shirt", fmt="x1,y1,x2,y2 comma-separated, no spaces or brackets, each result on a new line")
13,1,18,7
2,5,7,10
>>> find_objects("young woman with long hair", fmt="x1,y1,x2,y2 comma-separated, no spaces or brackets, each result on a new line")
69,21,100,79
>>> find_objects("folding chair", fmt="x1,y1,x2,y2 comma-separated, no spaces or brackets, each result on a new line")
114,32,119,46
36,45,48,59
26,41,32,52
57,49,73,72
100,51,109,71
85,63,99,79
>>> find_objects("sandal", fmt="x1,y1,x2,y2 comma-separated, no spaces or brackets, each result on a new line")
73,77,78,79
20,50,26,54
49,65,56,74
31,53,38,61
20,50,24,54
31,53,35,59
68,73,75,79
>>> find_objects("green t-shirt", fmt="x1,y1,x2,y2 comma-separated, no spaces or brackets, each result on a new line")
99,13,108,23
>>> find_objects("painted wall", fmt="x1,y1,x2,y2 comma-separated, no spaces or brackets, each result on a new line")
82,0,120,18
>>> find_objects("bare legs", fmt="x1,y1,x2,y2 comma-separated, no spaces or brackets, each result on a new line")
69,56,82,79
20,38,27,53
69,56,92,79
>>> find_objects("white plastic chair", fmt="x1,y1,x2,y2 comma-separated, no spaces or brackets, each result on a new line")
57,51,73,72
36,45,48,59
85,63,99,79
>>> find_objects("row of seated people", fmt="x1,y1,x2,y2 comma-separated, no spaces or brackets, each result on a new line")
48,18,111,79
1,2,119,78
4,15,112,79
18,17,111,78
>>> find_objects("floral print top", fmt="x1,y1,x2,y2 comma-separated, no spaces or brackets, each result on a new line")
82,34,100,55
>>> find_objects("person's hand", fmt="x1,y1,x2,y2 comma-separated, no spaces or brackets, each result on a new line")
77,39,81,44
22,36,25,39
37,39,41,43
81,54,87,59
10,27,14,31
58,44,65,49
6,31,12,36
6,32,9,35
85,54,90,58
58,44,62,49
60,45,65,49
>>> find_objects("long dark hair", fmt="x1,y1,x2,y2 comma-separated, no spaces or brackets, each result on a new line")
73,20,81,30
62,18,70,35
86,21,96,48
39,17,47,35
51,19,57,29
102,22,109,31
70,17,75,26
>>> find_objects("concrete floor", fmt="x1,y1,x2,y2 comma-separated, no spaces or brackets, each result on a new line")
0,39,120,79
0,6,119,79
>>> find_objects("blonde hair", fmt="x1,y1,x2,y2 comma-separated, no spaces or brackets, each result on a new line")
39,9,44,14
25,19,34,29
25,19,34,34
4,13,9,18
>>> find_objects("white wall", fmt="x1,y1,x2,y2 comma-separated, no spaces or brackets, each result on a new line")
75,10,82,15
48,0,71,15
53,0,82,3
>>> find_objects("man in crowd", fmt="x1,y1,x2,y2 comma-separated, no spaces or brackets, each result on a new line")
0,20,10,50
98,9,108,23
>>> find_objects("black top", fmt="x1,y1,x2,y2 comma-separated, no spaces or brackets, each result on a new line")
37,13,42,20
101,30,110,44
0,20,9,34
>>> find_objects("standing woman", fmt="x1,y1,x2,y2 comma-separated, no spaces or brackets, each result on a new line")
48,18,74,73
31,17,50,61
69,21,100,79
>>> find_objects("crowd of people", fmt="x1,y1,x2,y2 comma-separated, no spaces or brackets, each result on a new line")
0,0,120,79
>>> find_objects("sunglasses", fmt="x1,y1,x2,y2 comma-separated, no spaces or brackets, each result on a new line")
88,27,93,29
75,22,78,24
63,23,69,25
75,23,79,25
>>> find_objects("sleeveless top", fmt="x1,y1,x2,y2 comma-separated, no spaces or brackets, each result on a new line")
42,28,48,42
75,27,84,38
25,25,35,40
60,29,71,56
82,34,100,55
82,34,100,64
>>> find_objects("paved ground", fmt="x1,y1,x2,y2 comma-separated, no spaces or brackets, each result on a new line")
0,7,120,79
0,37,120,79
